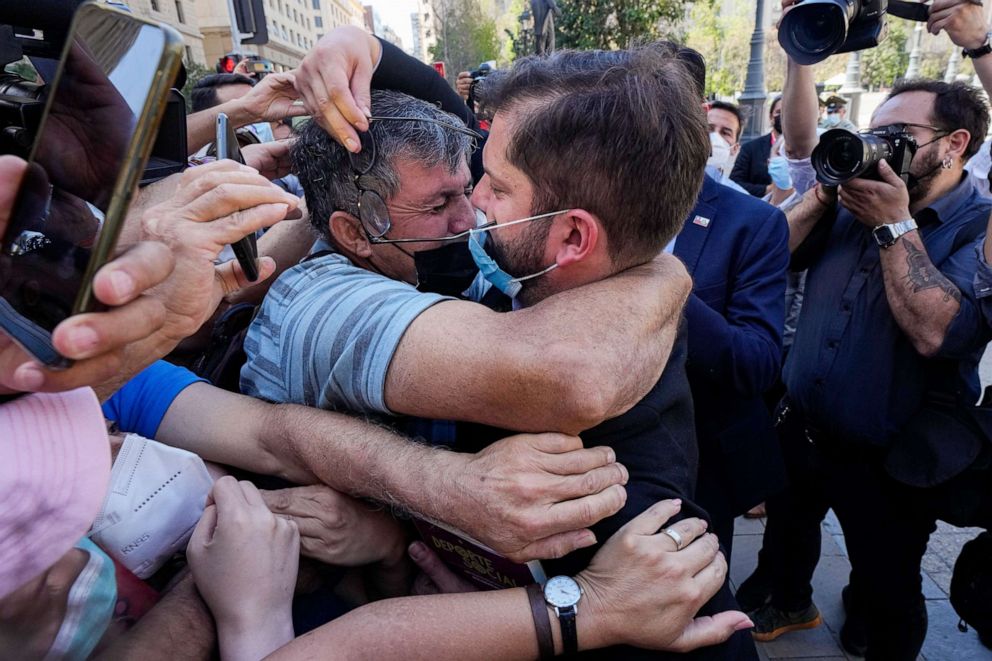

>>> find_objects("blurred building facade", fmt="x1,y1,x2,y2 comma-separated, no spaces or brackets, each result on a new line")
194,0,364,72
126,0,207,66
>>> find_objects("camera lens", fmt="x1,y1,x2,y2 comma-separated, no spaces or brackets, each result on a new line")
812,129,893,186
778,0,856,65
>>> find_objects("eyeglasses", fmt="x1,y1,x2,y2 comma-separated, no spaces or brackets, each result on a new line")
348,116,482,244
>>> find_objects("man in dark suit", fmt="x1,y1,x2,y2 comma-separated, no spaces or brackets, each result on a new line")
730,96,783,197
675,175,790,558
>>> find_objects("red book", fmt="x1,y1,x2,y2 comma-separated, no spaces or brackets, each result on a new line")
412,517,546,590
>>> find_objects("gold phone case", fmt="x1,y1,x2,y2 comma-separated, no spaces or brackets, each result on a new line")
27,0,185,316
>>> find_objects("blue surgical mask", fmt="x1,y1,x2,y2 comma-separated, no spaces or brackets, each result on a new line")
823,113,841,128
44,537,117,661
467,209,567,299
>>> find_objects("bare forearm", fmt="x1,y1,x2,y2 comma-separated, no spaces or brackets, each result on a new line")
94,575,215,661
266,587,617,661
782,60,819,159
262,403,462,518
227,217,314,306
881,232,960,356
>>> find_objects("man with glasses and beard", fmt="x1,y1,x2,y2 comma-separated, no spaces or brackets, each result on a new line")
737,74,992,660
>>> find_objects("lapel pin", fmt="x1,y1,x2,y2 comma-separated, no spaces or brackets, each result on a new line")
693,215,711,228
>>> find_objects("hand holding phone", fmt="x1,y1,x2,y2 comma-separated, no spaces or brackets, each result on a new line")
215,112,260,282
0,1,183,368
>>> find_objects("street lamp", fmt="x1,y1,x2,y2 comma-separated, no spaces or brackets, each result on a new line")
739,0,768,142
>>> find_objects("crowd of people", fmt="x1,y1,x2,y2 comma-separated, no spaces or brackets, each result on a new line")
2,0,992,659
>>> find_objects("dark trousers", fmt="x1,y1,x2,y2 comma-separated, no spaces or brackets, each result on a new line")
753,409,937,661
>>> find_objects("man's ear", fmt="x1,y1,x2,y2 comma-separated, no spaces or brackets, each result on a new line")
731,142,741,157
946,129,971,162
551,209,600,269
329,211,372,258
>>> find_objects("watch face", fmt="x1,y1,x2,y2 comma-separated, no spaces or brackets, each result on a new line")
544,576,582,608
875,226,895,244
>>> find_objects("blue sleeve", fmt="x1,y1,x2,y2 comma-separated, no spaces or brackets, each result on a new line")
240,255,451,413
102,361,206,438
684,206,789,395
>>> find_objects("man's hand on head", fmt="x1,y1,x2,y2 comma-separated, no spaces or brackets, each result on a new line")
439,432,629,563
839,160,913,227
295,26,380,152
0,155,176,395
242,139,296,181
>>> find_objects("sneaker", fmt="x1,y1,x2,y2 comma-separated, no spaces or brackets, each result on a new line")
735,569,773,614
840,585,867,657
750,602,823,642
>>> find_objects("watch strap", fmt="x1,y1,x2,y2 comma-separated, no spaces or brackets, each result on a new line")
873,218,918,248
963,33,992,59
559,606,578,655
526,583,555,660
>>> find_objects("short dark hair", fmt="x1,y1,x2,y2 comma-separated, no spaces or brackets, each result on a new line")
479,46,709,270
887,79,990,160
191,73,256,112
709,100,744,138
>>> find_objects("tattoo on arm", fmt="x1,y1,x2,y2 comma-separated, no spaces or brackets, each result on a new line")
903,240,962,303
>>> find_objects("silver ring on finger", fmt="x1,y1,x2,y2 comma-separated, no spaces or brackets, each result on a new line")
662,527,684,551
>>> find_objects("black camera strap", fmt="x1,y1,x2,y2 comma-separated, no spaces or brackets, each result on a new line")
887,1,931,23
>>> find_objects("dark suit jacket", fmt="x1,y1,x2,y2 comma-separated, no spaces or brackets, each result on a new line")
730,132,774,197
676,175,789,515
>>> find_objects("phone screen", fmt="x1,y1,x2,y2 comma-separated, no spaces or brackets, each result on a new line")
0,7,170,365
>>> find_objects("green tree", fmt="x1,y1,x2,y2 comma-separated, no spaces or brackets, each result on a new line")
684,0,750,97
430,0,501,83
555,0,692,51
861,18,910,90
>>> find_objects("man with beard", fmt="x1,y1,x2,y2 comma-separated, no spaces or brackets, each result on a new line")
243,37,755,659
739,76,992,660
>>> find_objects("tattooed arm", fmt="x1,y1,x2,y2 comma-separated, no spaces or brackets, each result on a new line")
879,231,962,357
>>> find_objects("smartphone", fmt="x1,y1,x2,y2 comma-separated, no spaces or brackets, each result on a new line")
0,1,183,367
215,112,260,282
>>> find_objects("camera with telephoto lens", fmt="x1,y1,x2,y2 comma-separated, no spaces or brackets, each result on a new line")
467,61,494,112
778,0,931,65
1,0,187,183
811,126,916,186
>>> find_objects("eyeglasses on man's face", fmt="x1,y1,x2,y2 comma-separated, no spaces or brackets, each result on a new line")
348,116,482,244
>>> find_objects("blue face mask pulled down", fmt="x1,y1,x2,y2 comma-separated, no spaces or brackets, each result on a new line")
467,209,567,299
44,537,117,661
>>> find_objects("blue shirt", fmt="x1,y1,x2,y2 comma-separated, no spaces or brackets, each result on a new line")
785,175,991,446
102,360,205,438
240,248,451,412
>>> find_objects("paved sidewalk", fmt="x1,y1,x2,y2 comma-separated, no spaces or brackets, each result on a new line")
730,513,991,660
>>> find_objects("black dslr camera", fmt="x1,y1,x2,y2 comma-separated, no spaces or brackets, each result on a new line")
811,126,916,186
778,0,931,65
1,0,187,183
467,61,494,112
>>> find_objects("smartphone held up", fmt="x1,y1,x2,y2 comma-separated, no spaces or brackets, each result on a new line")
0,1,182,367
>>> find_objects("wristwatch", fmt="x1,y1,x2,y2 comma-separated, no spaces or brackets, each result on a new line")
544,575,582,655
872,218,918,248
963,32,992,59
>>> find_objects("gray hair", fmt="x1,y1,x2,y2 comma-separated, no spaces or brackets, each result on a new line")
293,89,474,244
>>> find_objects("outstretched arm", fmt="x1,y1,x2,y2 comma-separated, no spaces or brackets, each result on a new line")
157,383,628,563
387,254,691,434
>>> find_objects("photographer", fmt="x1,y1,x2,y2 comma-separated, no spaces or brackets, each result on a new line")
739,23,992,656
